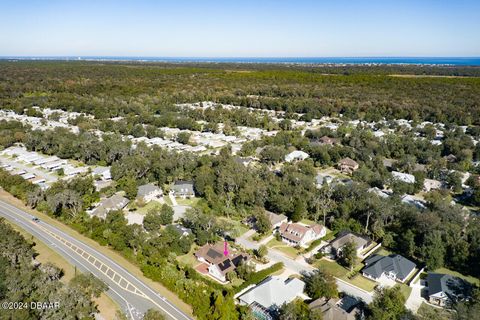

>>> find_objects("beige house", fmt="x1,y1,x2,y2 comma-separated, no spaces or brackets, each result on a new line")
323,231,371,258
337,158,359,174
309,297,362,320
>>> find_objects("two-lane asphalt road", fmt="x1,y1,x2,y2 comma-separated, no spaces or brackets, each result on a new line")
0,199,192,320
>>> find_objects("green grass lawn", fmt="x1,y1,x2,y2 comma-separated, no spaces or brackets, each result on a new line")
314,259,377,292
134,201,163,215
163,196,173,206
219,218,250,238
347,274,377,292
266,238,299,259
395,283,413,300
300,218,316,226
176,245,200,267
372,247,393,256
433,267,480,286
176,197,200,207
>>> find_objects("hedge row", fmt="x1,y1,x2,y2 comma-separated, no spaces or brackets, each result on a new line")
234,262,284,293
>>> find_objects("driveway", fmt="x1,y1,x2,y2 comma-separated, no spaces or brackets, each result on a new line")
168,193,178,206
235,234,374,303
172,205,190,221
406,280,425,313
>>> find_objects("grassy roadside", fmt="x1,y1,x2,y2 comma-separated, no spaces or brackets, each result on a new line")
0,190,194,318
266,238,299,258
5,219,121,320
314,259,377,292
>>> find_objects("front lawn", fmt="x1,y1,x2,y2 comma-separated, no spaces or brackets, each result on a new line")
133,201,163,215
347,274,377,292
266,238,299,259
220,218,250,238
372,247,393,256
176,245,200,267
176,197,201,207
315,259,377,292
395,283,412,300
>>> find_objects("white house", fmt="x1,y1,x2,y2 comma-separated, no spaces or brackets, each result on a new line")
392,171,415,184
238,276,306,316
285,150,309,163
401,194,426,209
92,166,112,181
278,222,326,247
423,179,443,192
368,187,390,198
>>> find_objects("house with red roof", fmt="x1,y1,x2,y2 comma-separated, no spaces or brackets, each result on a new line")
194,243,249,283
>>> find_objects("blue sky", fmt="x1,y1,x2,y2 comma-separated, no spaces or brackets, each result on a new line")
0,0,479,57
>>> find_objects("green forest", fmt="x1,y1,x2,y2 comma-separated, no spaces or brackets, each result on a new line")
1,61,480,319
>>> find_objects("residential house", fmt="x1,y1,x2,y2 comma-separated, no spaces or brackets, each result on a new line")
401,194,426,209
136,183,163,203
427,273,472,307
234,156,255,167
194,243,249,283
238,276,306,319
423,178,443,192
392,171,415,184
382,158,397,169
171,180,195,198
34,155,59,166
278,222,326,247
316,173,335,187
42,160,67,171
368,187,390,198
444,154,457,163
62,165,88,178
266,211,288,229
309,296,362,320
21,172,35,180
90,194,129,219
170,224,193,238
316,136,340,146
323,231,371,258
362,254,416,283
92,166,112,181
285,150,310,163
337,158,359,174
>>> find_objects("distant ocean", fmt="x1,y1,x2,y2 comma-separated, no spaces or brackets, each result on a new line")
2,56,480,66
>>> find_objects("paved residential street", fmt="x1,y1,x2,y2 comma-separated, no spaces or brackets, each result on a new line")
236,231,374,303
0,199,192,320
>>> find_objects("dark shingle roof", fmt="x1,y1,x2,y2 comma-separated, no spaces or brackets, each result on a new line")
427,273,472,302
362,254,416,281
137,183,162,197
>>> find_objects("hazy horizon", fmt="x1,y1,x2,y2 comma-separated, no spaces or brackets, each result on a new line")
1,0,479,57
